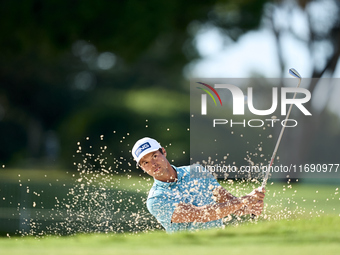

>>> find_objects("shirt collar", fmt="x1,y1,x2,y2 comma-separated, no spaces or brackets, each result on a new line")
153,165,184,188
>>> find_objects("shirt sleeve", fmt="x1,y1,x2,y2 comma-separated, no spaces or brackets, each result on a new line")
206,176,221,190
189,164,221,191
147,193,181,225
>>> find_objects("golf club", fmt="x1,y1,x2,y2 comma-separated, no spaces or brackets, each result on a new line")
261,68,301,188
251,68,302,219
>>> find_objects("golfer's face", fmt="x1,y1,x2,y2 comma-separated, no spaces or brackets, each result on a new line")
139,149,168,177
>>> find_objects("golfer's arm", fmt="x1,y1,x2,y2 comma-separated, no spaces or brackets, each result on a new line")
214,187,249,216
171,198,245,223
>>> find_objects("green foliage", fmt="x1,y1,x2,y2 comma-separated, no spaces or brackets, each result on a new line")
0,0,266,59
0,0,267,167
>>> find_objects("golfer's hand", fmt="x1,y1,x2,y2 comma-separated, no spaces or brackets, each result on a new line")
240,194,258,207
248,200,264,216
244,187,265,216
241,188,266,206
212,187,235,203
256,187,266,200
248,187,266,200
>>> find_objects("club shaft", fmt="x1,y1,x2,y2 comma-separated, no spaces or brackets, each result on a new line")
261,79,301,188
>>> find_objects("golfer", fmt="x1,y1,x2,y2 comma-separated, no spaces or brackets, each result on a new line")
132,137,265,233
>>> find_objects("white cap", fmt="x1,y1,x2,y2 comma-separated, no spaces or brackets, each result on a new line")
132,137,162,165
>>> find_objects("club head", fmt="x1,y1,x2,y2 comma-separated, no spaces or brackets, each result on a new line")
289,68,301,80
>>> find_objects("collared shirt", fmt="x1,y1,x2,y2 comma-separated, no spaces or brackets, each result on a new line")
146,165,223,233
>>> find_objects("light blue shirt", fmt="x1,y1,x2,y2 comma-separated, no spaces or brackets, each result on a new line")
146,165,223,233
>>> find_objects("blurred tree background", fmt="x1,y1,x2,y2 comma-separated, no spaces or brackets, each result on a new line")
0,0,340,236
264,0,340,170
0,0,266,169
0,0,339,173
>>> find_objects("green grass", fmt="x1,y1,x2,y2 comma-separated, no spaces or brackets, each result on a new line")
1,169,340,254
0,216,340,255
1,169,340,233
